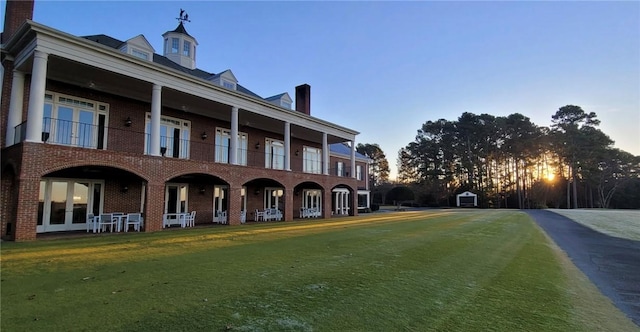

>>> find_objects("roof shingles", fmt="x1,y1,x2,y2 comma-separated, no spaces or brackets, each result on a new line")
81,32,263,100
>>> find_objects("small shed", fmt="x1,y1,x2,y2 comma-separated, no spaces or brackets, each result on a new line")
456,191,478,207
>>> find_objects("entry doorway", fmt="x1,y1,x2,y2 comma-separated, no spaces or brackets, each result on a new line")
37,179,103,233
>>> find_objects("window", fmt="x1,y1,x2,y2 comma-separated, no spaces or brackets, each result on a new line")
131,48,149,60
222,80,236,90
337,162,344,176
164,38,168,53
41,92,108,149
282,101,292,109
145,113,190,159
215,128,248,165
265,139,285,170
183,40,191,56
356,165,363,180
303,146,322,174
264,188,284,209
171,38,179,53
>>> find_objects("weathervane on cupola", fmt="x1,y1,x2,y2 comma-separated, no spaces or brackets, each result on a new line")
177,8,191,23
164,8,198,69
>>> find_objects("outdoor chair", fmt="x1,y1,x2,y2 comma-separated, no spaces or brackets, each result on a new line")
183,211,196,227
215,210,227,224
255,209,265,222
97,213,116,233
86,213,96,232
124,213,143,232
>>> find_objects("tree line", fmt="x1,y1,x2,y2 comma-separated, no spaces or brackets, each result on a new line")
359,105,639,209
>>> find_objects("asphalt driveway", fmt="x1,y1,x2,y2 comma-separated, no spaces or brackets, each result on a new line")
526,210,640,326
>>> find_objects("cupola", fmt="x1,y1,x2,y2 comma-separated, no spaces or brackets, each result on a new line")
162,10,198,69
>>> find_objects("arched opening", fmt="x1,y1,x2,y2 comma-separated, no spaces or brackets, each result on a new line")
294,181,323,219
332,184,354,216
39,165,146,233
164,173,229,226
244,178,285,222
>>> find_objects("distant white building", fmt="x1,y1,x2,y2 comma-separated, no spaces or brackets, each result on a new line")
456,191,478,207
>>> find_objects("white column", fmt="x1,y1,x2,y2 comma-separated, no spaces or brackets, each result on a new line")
322,132,329,175
230,106,239,165
350,140,356,179
6,70,25,145
344,192,349,214
25,51,48,143
284,122,291,171
150,84,162,156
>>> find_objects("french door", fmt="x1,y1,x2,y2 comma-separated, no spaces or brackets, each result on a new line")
165,184,188,214
214,185,228,212
303,189,322,210
145,114,190,159
264,187,284,209
43,93,108,149
37,179,103,233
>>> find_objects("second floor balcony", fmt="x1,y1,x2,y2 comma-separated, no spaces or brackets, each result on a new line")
13,117,358,177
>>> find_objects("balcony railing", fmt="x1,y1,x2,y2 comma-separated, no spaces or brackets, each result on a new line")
11,118,354,178
4,119,274,168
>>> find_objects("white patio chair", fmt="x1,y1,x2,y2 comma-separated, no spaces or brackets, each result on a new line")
124,213,143,232
183,211,196,227
215,210,227,224
255,209,265,222
86,213,96,233
97,213,116,233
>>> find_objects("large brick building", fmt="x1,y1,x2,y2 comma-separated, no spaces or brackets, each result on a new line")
0,0,370,241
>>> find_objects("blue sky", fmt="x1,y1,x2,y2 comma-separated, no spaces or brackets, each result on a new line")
5,1,639,178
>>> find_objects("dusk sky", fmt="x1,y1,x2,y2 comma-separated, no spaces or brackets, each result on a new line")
4,1,639,179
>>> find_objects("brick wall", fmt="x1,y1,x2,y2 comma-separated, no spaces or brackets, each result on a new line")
4,140,358,241
2,0,34,44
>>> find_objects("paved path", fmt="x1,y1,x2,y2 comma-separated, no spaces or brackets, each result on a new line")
526,210,640,327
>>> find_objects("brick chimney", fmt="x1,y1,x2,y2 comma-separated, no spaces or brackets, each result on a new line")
295,84,311,116
2,0,35,44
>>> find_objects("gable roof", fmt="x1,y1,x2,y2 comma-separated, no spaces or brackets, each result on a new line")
265,92,292,103
124,34,155,53
210,69,238,83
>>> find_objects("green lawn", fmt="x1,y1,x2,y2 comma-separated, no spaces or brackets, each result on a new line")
1,210,637,331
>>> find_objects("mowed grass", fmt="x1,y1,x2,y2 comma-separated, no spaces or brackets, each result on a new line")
1,210,637,331
549,209,640,241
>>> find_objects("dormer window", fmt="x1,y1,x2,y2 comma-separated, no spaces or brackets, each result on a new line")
121,35,155,62
265,92,293,110
222,80,236,90
131,48,149,60
209,70,238,91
